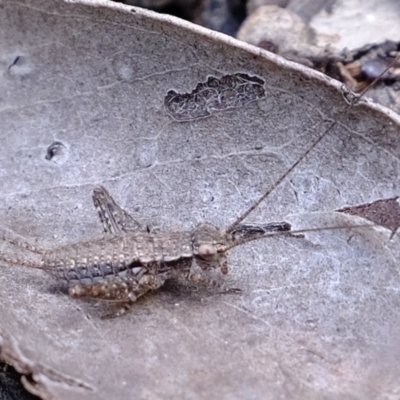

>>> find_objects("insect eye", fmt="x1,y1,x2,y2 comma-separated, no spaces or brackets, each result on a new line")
198,244,217,259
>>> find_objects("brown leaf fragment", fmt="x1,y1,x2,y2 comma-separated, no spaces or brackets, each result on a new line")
337,197,400,238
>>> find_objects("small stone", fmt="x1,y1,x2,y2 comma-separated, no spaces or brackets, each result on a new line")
237,5,318,55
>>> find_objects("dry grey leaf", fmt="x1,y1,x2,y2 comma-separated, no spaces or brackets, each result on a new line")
0,1,400,399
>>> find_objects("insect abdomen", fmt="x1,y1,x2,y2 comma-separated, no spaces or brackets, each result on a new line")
42,232,194,284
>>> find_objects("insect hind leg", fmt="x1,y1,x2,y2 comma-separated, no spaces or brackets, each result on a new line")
0,230,44,269
0,252,41,269
68,273,167,319
0,231,42,254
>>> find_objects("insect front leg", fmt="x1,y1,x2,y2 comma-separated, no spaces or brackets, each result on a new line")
168,259,219,287
176,259,237,292
184,270,242,296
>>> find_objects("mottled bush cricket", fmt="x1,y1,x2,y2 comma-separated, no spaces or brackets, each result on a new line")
0,185,300,317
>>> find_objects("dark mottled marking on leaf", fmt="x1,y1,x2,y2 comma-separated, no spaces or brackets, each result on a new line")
8,56,20,70
45,141,65,161
337,197,400,238
164,73,265,121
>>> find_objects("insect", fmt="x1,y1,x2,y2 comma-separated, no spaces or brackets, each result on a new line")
0,185,297,318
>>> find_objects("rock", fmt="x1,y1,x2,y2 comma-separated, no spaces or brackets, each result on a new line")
247,0,290,16
237,5,319,55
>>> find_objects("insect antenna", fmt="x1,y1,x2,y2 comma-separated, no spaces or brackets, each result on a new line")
225,118,337,234
226,53,400,235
